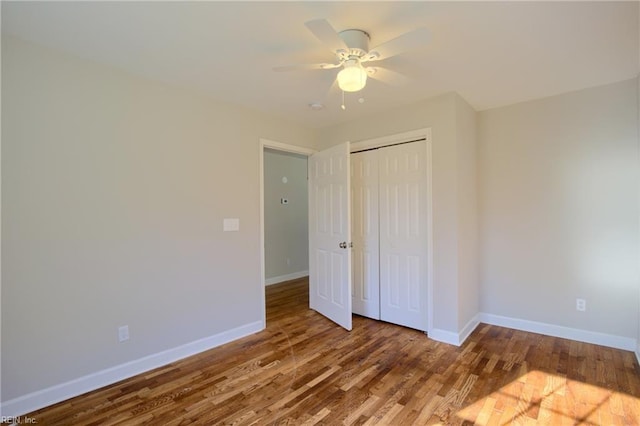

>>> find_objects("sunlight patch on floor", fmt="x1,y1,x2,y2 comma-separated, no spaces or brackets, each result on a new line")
455,369,639,425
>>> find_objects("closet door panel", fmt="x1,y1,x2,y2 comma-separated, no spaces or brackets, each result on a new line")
379,142,428,331
351,150,380,319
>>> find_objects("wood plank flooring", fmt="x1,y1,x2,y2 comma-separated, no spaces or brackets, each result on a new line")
19,278,640,425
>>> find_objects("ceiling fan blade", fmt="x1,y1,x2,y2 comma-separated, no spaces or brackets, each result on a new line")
305,19,348,54
325,77,341,98
273,63,341,72
365,28,431,62
367,67,410,86
368,56,428,80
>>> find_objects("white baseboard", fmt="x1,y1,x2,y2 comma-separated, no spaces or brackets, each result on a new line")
265,270,308,286
1,321,264,418
479,313,636,352
428,328,460,346
428,315,480,347
459,314,481,345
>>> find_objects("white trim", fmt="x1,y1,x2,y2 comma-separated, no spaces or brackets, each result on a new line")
425,132,434,337
259,142,266,327
427,314,480,347
265,270,309,286
636,72,640,368
479,313,637,351
428,328,461,346
459,314,481,345
350,128,431,152
261,138,316,156
1,321,263,418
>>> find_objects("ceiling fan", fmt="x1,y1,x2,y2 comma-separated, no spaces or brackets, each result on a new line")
274,19,430,94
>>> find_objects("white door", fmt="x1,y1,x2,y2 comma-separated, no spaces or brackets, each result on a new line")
308,142,352,330
379,142,429,331
351,150,380,319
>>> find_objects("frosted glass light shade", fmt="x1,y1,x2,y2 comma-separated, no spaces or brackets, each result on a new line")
337,62,367,92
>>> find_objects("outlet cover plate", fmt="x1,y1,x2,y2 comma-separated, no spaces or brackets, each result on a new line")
118,325,130,342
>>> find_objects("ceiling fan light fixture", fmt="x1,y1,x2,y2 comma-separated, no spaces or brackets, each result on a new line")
337,60,367,92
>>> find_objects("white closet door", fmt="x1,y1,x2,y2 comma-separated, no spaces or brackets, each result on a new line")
351,150,380,319
379,142,428,331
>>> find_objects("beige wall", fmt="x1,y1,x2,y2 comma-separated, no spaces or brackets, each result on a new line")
263,149,308,282
319,92,479,338
478,79,639,339
454,95,479,331
1,36,316,401
3,30,638,412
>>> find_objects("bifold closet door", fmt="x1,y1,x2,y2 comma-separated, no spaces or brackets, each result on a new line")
379,142,428,331
351,150,380,319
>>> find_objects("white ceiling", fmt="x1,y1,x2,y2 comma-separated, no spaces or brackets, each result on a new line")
2,1,638,129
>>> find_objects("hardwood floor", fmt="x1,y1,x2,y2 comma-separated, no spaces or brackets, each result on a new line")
21,278,640,425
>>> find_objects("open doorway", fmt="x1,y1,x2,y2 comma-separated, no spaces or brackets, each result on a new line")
263,148,309,285
259,139,314,326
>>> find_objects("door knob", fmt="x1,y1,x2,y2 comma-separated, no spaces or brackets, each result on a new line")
339,242,347,249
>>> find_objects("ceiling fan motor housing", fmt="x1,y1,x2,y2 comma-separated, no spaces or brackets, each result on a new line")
338,29,370,60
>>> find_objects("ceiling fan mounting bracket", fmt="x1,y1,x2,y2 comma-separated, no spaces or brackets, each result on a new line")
337,29,370,60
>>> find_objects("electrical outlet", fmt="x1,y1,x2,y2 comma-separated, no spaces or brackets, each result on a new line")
576,299,586,312
118,325,130,342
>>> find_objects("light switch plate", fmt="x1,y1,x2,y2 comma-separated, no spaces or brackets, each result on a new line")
223,218,240,232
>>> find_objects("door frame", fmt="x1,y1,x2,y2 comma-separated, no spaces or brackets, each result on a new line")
259,128,432,334
350,128,434,334
259,138,315,328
